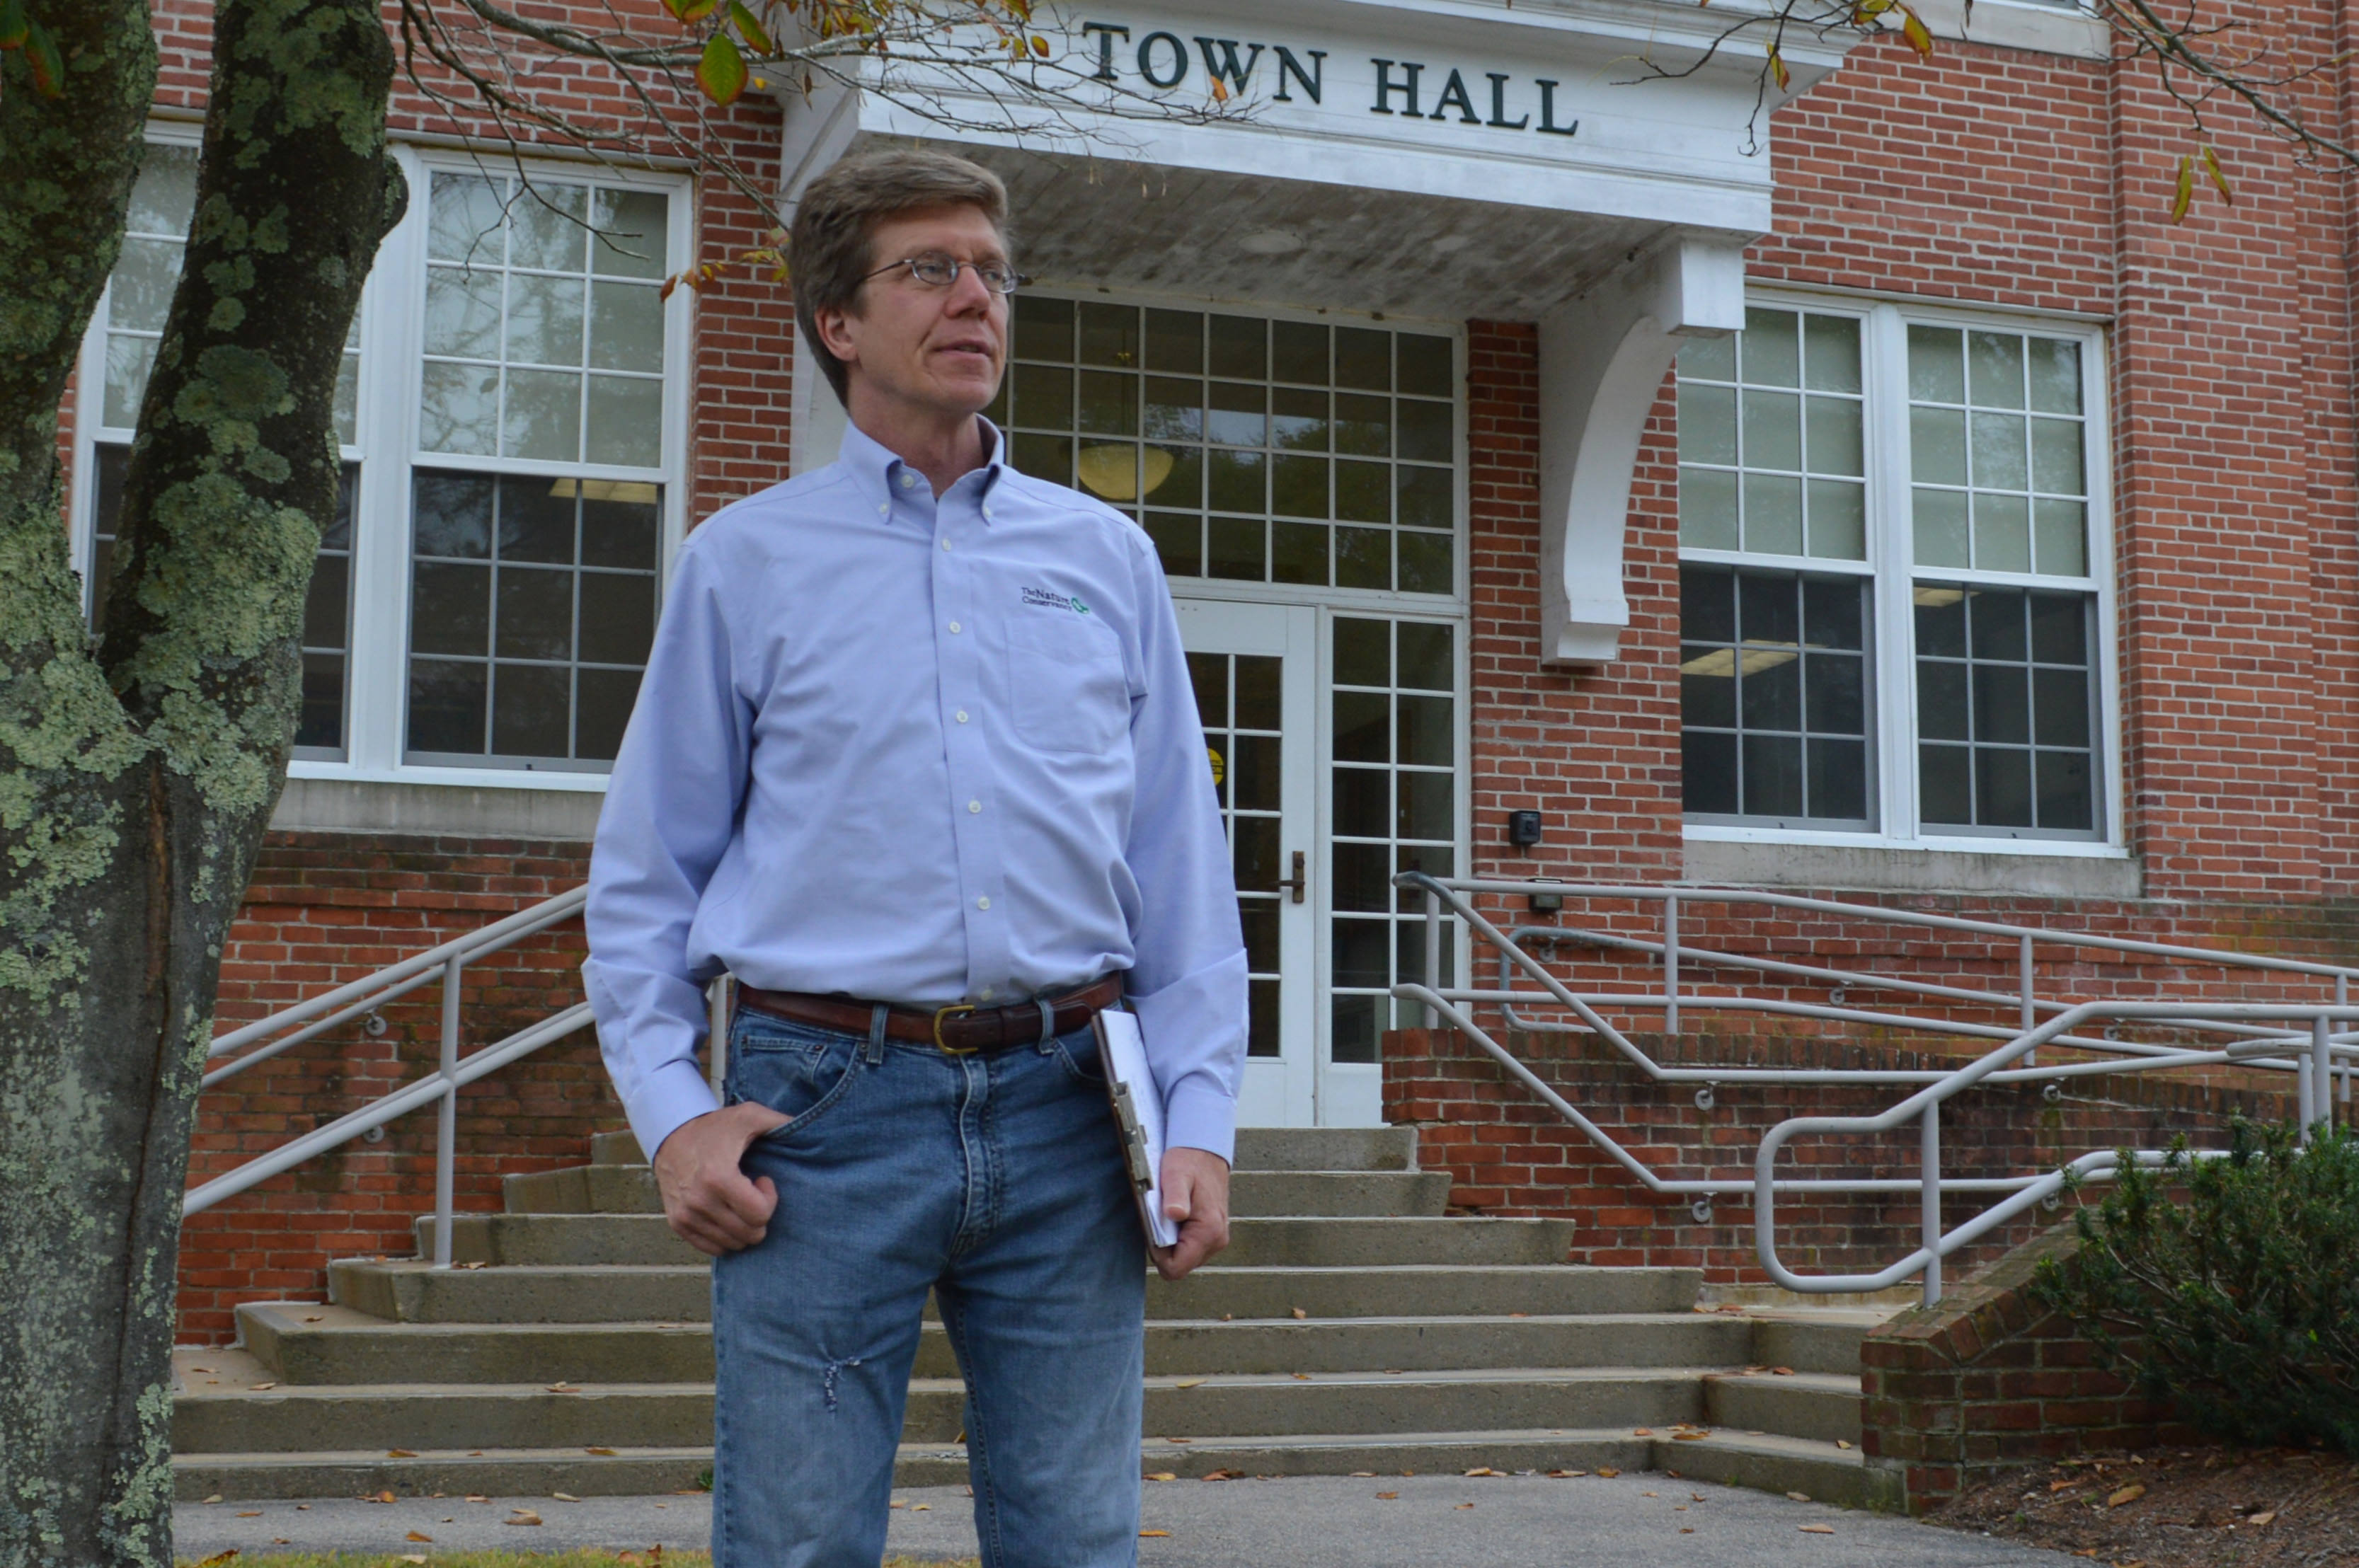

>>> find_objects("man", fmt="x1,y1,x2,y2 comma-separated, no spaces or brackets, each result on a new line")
582,149,1249,1568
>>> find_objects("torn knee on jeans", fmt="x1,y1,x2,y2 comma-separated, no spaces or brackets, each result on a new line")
821,1354,865,1413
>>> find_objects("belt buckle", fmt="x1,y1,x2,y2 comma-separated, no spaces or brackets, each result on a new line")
933,1003,980,1054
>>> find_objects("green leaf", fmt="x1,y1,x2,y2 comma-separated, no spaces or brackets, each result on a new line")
22,17,61,95
0,0,29,52
663,0,718,22
2171,154,2193,224
727,1,773,54
697,30,747,105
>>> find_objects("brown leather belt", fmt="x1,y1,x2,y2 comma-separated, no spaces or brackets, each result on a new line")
735,975,1125,1054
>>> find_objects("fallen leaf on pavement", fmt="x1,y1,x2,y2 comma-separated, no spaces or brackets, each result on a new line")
1376,1492,1399,1500
1174,1380,1204,1389
250,1383,275,1391
1290,1307,1307,1319
1771,1367,1793,1376
587,1446,617,1455
373,1492,396,1505
2108,1484,2146,1508
1800,1523,1834,1534
405,1532,433,1543
1596,1468,1620,1478
1165,1436,1190,1443
2050,1478,2082,1492
1455,1502,1474,1510
195,1553,237,1567
235,1512,261,1518
1835,1440,1852,1450
1144,1472,1176,1482
1465,1468,1498,1477
1632,1427,1653,1436
2249,1511,2277,1527
304,1315,323,1323
506,1511,542,1526
553,1492,581,1502
1202,1470,1242,1481
548,1382,578,1393
1674,1431,1706,1441
1292,1373,1310,1380
1139,1529,1170,1537
465,1494,490,1503
1786,1492,1811,1502
1548,1470,1587,1478
387,1449,416,1458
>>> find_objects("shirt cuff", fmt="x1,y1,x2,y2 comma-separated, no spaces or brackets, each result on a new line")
625,1059,723,1164
1163,1074,1238,1165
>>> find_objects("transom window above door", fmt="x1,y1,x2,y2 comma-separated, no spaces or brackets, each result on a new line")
987,302,1460,596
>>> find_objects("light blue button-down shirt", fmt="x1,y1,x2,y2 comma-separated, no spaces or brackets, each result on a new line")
584,420,1249,1165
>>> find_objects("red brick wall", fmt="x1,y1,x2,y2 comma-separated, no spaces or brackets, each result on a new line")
1382,1020,2300,1289
182,834,620,1343
1861,1223,2196,1514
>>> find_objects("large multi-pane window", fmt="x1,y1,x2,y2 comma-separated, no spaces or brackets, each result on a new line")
79,136,362,756
404,168,674,768
1189,650,1287,1059
987,302,1459,596
74,142,686,779
1677,302,2110,843
1329,616,1457,1062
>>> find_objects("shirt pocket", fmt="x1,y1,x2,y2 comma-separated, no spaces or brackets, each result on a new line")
1004,613,1130,755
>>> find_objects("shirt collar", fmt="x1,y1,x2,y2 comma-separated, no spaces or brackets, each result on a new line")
837,416,1008,521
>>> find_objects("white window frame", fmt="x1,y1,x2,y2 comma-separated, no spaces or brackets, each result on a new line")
70,134,697,794
1680,292,2125,859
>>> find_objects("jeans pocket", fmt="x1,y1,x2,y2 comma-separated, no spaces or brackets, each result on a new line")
1048,1027,1110,1087
728,1015,862,1137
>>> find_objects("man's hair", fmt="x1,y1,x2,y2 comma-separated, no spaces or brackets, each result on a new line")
791,149,1011,403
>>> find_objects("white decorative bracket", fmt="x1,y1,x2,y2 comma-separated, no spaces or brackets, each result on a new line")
1537,236,1747,668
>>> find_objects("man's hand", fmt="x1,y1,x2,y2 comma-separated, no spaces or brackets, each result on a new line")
650,1102,793,1257
1151,1146,1232,1281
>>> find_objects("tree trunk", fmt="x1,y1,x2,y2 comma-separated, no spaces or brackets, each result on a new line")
0,0,401,1558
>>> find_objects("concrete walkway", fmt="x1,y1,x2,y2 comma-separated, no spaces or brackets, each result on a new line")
176,1473,2072,1566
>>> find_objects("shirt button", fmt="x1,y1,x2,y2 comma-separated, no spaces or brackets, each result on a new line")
877,503,889,516
948,621,961,634
980,987,995,1001
941,537,953,550
968,800,982,814
900,472,917,490
977,896,991,911
955,710,970,723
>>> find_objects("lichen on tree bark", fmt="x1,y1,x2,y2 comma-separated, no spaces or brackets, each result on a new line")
0,0,401,1559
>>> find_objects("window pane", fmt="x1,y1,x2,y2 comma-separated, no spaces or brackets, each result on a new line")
1684,731,1738,814
428,174,507,265
419,362,501,455
1683,566,1869,825
509,181,588,272
1908,325,1965,403
1742,389,1801,471
425,267,504,359
408,660,488,754
590,188,670,279
1743,308,1800,386
586,375,663,468
1803,314,1861,393
1914,489,1969,567
126,143,200,237
495,565,573,660
1742,474,1803,555
1680,384,1737,466
493,662,573,757
503,369,582,461
589,281,665,373
108,237,181,333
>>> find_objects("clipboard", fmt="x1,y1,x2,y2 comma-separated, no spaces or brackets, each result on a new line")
1092,1005,1179,1249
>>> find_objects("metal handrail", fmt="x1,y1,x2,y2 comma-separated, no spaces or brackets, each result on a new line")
1390,874,2353,1305
188,884,593,1268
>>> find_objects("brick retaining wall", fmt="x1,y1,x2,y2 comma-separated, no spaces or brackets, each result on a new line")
1860,1223,2195,1514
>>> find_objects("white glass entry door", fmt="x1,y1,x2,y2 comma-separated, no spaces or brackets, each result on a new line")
1176,597,1319,1127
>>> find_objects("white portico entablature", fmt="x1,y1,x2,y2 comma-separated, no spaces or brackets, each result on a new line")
778,1,1871,665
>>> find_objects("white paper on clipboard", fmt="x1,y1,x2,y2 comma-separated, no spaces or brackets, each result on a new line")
1092,1006,1178,1249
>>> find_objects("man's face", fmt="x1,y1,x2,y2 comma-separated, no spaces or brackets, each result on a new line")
821,204,1011,420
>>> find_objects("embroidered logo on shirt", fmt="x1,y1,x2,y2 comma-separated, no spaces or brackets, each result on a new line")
1022,586,1091,615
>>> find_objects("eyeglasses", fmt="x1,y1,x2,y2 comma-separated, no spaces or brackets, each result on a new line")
864,252,1031,295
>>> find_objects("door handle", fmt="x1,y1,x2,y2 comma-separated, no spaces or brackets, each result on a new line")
1276,850,1307,904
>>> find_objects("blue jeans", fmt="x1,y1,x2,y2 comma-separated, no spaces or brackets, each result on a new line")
711,1004,1146,1568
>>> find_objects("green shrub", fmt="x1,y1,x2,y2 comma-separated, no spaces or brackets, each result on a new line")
2030,1119,2359,1453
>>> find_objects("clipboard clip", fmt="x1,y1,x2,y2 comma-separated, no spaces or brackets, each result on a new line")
1109,1080,1155,1194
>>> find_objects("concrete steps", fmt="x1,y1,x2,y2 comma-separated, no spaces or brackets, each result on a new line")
174,1124,1892,1505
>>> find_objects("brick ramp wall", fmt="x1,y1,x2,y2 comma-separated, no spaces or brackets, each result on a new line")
182,832,625,1344
1861,1223,2194,1514
1379,1025,2289,1286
